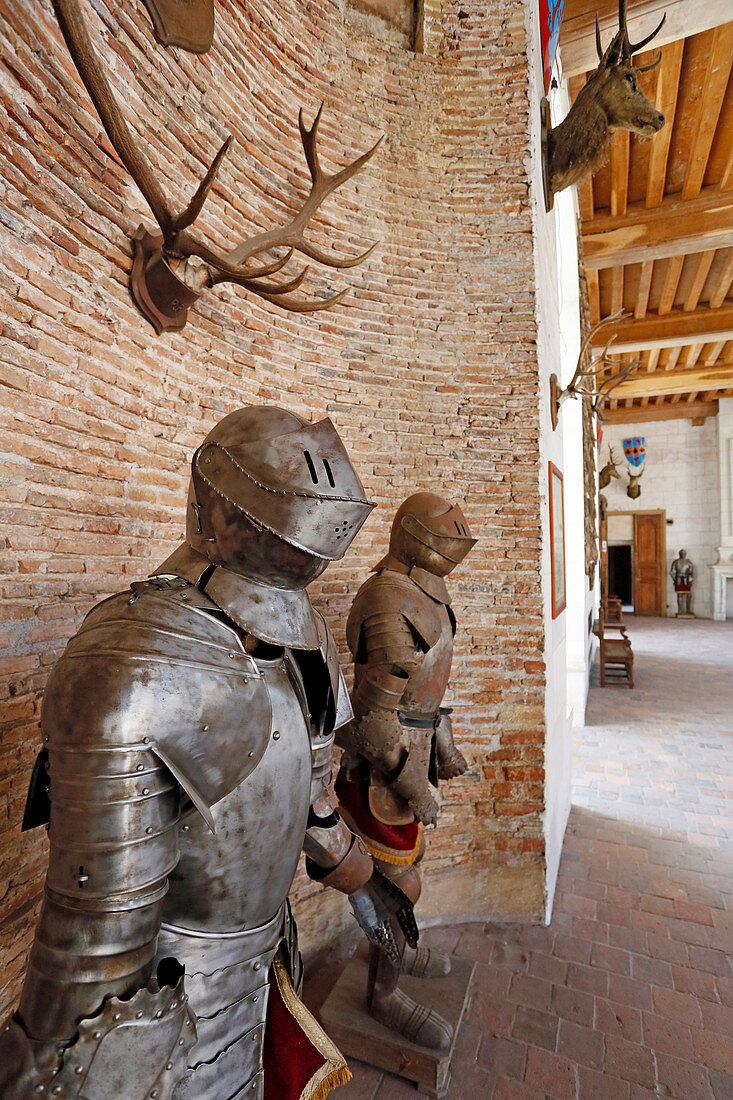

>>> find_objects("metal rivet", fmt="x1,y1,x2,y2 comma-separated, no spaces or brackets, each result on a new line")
171,1001,177,1009
143,787,150,795
184,995,188,1003
178,1038,184,1046
151,1092,159,1099
181,824,190,832
166,1062,173,1071
248,750,254,758
202,724,209,732
136,1011,144,1019
93,1031,102,1039
253,961,261,970
252,995,258,1003
137,764,144,772
143,737,150,744
228,652,235,658
52,1089,62,1096
181,593,188,600
74,1066,84,1074
146,827,153,835
243,677,248,685
35,1086,44,1093
272,731,280,741
44,736,50,743
155,1011,163,1019
113,1014,121,1022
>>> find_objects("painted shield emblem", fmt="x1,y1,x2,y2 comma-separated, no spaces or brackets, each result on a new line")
622,437,646,467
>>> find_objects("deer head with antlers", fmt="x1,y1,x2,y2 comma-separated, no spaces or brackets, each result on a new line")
599,446,622,489
52,0,381,333
626,463,645,499
549,312,639,429
546,0,666,199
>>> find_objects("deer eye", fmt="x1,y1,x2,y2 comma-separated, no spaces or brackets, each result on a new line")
625,73,636,86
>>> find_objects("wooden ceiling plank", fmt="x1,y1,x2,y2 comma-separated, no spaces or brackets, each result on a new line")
709,250,733,308
683,342,703,367
610,266,624,315
583,185,733,269
611,131,630,218
682,24,733,201
611,360,733,399
722,143,733,191
684,249,716,311
670,392,683,404
659,256,685,315
635,260,654,318
646,347,661,373
646,38,686,208
601,399,719,424
587,269,601,326
664,346,683,371
560,1,731,79
703,340,726,364
593,303,733,352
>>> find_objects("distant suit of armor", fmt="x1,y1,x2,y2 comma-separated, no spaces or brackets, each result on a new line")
336,493,476,1052
0,408,416,1100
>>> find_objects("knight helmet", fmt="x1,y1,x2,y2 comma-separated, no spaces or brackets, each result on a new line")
388,492,476,577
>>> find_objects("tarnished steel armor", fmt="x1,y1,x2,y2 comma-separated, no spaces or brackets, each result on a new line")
336,492,476,1053
1,408,417,1100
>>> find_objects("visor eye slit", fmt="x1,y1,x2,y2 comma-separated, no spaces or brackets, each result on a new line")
323,458,336,488
454,521,461,534
303,450,319,484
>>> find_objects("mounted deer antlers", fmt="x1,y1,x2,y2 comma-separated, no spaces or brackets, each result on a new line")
52,0,382,333
542,0,666,206
549,312,639,429
626,463,645,499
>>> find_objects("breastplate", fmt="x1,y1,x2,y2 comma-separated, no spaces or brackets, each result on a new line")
400,602,454,718
162,649,313,933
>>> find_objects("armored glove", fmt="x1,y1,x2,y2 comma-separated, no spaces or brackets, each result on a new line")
349,869,419,967
435,708,468,780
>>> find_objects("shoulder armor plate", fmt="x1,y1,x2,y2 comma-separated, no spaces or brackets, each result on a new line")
42,581,271,831
346,570,444,658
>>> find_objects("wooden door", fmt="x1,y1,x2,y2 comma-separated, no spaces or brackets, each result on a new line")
633,514,664,616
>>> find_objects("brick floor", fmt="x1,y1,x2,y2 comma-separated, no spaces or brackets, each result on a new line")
329,618,733,1099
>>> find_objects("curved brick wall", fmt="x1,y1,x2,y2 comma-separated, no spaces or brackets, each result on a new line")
0,0,545,1015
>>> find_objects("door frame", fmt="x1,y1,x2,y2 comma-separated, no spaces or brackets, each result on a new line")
607,509,667,616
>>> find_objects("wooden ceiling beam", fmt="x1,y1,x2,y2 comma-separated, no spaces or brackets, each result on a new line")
583,186,733,268
612,361,733,398
635,260,654,318
709,250,733,309
559,0,731,78
593,304,733,351
600,399,719,424
681,24,733,200
658,256,684,315
683,250,716,311
611,131,630,218
646,39,685,208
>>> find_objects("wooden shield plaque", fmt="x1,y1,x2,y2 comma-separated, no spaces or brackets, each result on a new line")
141,0,215,53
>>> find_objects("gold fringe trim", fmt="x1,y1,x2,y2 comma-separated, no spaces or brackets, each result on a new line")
271,953,351,1100
338,809,422,867
303,1063,352,1100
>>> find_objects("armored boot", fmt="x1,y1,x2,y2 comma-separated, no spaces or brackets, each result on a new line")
401,943,451,979
366,935,453,1052
435,709,468,781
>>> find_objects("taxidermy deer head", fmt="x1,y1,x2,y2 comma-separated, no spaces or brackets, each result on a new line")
599,447,622,489
626,464,645,499
547,0,666,197
52,0,381,333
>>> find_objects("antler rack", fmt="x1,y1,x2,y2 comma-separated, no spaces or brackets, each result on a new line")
595,0,666,73
549,312,640,429
52,0,382,333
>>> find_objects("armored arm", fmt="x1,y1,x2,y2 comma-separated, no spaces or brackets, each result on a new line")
302,792,418,965
342,610,440,825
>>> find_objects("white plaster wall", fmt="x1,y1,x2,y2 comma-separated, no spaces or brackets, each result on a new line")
526,13,573,922
602,417,720,618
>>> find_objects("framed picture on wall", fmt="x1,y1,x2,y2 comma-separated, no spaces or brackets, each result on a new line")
549,461,566,618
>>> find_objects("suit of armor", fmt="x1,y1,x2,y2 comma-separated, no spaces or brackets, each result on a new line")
1,408,416,1100
670,549,695,616
335,493,476,1052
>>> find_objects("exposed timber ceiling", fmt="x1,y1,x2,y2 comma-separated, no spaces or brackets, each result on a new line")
560,0,733,424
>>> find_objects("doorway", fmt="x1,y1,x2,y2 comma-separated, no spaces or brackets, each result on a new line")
608,544,633,606
607,510,667,617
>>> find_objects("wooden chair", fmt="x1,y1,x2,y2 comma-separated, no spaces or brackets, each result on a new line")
595,607,634,688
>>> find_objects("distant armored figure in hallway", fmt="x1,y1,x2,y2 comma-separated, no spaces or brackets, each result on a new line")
335,492,476,1053
671,549,695,617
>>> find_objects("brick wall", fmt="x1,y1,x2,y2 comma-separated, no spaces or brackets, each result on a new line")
0,0,546,1017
